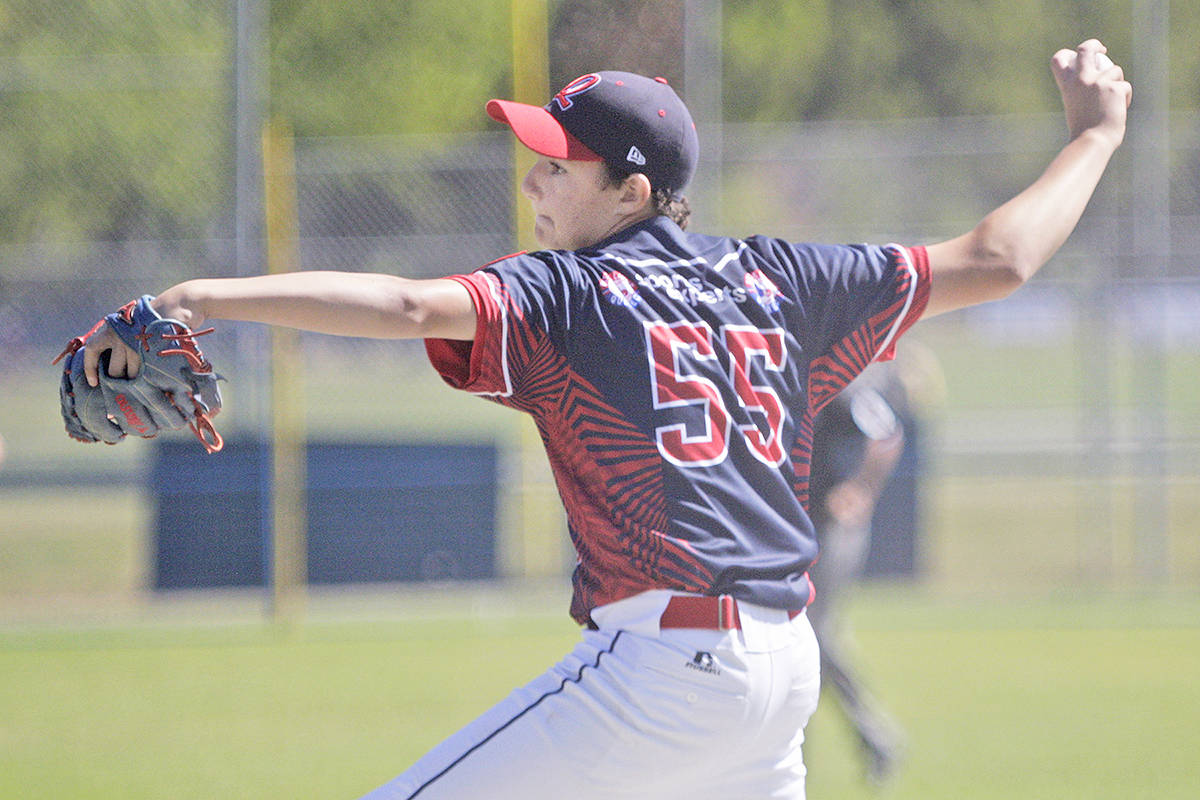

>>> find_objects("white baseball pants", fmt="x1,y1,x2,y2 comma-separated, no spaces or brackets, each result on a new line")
359,590,821,799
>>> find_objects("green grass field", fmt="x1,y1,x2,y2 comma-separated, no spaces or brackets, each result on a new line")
3,328,1198,798
2,589,1198,799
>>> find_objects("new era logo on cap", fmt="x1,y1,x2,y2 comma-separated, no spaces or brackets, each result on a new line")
626,145,646,166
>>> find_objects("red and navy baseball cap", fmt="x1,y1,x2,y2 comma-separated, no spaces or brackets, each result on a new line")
486,71,699,196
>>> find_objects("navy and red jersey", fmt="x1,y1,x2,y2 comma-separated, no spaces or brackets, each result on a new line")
426,216,930,625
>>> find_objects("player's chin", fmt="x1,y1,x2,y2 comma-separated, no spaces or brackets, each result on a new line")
532,215,554,247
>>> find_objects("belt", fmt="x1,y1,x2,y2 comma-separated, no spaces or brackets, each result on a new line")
658,594,804,631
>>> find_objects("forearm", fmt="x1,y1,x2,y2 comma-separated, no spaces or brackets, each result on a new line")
819,432,905,526
975,129,1116,280
923,40,1131,318
924,130,1118,315
82,270,476,387
850,433,905,497
154,272,476,341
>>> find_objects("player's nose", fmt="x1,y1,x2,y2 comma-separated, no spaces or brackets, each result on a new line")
520,164,540,200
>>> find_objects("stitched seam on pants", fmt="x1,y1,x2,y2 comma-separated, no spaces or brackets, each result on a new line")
408,630,626,799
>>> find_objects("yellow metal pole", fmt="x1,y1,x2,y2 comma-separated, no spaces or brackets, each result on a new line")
507,0,567,580
262,116,307,622
511,0,548,252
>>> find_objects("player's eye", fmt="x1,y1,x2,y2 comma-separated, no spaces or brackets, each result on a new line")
547,160,565,174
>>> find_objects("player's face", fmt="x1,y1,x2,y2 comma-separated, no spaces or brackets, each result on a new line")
520,157,632,250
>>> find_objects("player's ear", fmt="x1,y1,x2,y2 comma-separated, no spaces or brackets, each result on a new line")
618,172,653,210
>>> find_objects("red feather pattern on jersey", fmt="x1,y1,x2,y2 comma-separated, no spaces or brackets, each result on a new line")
792,245,929,512
455,275,718,623
431,245,929,621
789,412,815,512
807,246,926,415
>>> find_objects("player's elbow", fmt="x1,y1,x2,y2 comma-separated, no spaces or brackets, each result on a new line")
986,256,1034,300
379,275,477,340
358,275,427,337
962,228,1041,301
926,235,1033,316
978,213,1057,293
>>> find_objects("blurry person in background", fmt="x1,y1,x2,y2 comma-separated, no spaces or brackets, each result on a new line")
807,344,945,784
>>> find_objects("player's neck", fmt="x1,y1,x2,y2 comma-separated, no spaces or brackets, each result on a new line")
596,206,658,246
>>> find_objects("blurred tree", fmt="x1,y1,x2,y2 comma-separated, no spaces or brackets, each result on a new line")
722,0,1137,121
0,0,514,248
1,0,1196,250
548,0,685,91
0,0,228,248
269,0,511,136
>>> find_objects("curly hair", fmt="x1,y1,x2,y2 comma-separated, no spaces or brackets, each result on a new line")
602,163,692,230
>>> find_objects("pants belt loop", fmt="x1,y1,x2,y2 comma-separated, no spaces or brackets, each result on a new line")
718,594,735,630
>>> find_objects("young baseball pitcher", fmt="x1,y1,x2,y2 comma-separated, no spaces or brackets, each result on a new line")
64,40,1130,799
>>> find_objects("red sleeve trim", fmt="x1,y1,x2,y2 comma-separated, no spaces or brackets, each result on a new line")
875,244,930,362
424,272,511,394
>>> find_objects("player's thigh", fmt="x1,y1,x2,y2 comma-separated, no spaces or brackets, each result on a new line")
702,615,821,799
358,629,646,800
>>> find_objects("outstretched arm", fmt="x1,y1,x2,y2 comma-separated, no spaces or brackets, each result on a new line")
921,39,1133,318
82,271,477,386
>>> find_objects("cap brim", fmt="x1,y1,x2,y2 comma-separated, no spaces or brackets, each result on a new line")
486,99,601,161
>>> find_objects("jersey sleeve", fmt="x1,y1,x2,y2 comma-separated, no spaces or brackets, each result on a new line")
759,239,929,415
423,271,511,396
424,253,568,401
873,244,929,362
800,242,928,363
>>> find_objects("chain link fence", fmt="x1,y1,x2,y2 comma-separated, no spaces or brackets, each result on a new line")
2,4,1197,616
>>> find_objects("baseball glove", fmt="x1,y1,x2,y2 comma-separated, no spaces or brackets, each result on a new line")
53,295,225,453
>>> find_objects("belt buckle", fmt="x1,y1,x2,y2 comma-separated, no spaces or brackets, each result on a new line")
718,594,735,630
